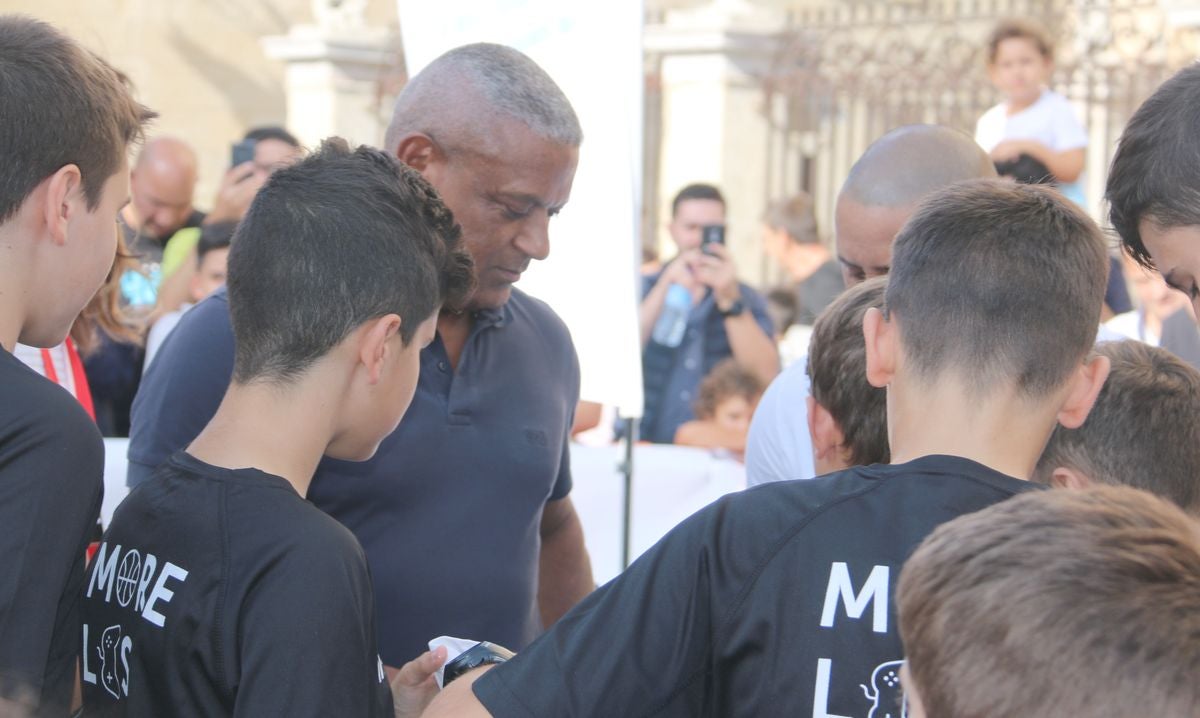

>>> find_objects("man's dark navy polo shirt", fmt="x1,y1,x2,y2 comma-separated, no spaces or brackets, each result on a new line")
127,286,580,663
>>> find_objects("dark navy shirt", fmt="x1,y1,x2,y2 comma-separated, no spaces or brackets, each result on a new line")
639,270,773,443
127,287,579,664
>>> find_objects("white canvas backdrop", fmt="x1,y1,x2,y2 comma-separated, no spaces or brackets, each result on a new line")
396,0,645,418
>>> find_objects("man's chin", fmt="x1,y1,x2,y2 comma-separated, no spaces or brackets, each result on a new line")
464,282,514,311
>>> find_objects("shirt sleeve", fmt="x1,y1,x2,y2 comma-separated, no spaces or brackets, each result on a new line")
745,360,816,486
742,285,776,338
232,540,391,718
0,399,103,711
472,497,739,717
127,292,234,487
1050,95,1088,151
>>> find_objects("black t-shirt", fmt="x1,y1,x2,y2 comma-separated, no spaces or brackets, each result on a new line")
475,455,1039,717
81,452,392,717
0,348,104,714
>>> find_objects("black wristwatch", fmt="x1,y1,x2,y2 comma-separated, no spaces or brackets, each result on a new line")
717,296,745,318
442,642,516,685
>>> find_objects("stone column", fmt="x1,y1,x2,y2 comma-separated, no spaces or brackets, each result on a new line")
261,0,402,148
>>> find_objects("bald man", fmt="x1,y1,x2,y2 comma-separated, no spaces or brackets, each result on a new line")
122,136,203,247
127,43,593,669
746,125,996,487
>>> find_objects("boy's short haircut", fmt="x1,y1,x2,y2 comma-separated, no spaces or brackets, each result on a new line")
671,183,725,217
807,277,889,466
0,15,155,223
1106,64,1200,270
692,359,762,420
196,221,236,266
986,18,1053,62
885,180,1106,397
1034,340,1200,513
763,193,819,245
898,485,1200,718
227,138,474,384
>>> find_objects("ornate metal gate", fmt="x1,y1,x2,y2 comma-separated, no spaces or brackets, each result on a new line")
760,0,1200,262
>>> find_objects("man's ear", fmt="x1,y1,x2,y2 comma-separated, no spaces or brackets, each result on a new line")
42,164,83,246
863,307,896,389
1055,354,1110,430
393,133,439,173
807,395,845,461
358,314,402,385
1050,466,1092,490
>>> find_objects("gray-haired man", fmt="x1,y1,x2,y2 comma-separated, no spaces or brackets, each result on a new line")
127,43,594,670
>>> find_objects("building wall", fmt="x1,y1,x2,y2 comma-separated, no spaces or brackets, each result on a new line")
6,0,400,204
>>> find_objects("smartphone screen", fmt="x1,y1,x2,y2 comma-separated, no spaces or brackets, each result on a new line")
231,139,256,168
701,224,725,254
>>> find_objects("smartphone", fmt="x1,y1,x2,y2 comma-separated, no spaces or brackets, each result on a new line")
701,224,725,255
230,139,256,168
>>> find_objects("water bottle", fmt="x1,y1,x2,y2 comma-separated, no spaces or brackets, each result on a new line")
652,283,691,347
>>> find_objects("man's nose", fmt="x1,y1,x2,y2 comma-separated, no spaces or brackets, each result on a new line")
515,214,551,262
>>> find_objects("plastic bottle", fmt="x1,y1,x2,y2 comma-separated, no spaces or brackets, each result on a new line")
651,284,692,347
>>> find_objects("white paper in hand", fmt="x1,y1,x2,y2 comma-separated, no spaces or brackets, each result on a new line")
428,635,482,689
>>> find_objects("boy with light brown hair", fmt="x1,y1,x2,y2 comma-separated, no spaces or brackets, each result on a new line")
899,485,1200,717
806,276,890,475
1034,339,1200,514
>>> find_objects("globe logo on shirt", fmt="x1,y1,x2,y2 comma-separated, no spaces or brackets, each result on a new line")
116,550,142,608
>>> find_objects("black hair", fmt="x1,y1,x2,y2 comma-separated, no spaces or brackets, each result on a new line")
243,125,301,148
1106,64,1200,270
227,137,474,384
196,221,236,266
671,183,725,218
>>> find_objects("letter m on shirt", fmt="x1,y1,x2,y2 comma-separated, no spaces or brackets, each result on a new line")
819,562,889,634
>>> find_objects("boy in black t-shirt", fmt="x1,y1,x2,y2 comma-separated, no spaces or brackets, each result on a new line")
0,16,153,715
81,140,473,716
1034,340,1200,514
898,485,1200,717
425,179,1111,717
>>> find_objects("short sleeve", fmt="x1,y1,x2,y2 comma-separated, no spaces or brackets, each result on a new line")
745,359,816,487
974,105,1004,152
548,341,580,502
472,499,734,717
127,290,234,486
1050,95,1088,151
0,393,103,711
232,539,391,717
742,284,776,338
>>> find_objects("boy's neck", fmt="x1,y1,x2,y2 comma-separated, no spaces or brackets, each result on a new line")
187,374,343,497
0,225,31,353
887,374,1060,481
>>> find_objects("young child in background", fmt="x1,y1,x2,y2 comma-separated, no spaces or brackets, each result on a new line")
898,486,1200,718
1105,255,1188,346
975,19,1088,202
673,359,763,458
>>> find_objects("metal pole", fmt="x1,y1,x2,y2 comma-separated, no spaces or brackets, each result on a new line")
619,416,637,569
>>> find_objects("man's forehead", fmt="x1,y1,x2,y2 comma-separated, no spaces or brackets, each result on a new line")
674,198,725,221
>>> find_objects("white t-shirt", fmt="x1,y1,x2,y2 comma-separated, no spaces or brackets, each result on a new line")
1105,311,1158,346
12,342,77,398
745,355,815,487
975,89,1088,203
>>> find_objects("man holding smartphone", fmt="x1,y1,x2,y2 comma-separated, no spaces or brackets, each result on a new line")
638,183,779,444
